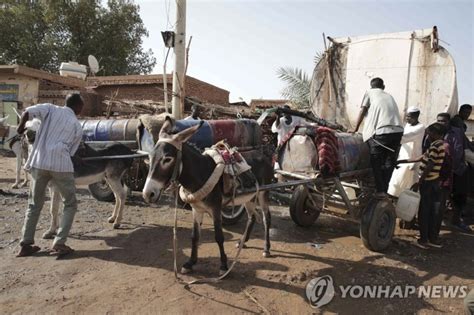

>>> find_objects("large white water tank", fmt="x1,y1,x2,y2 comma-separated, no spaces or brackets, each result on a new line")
310,27,459,129
59,62,87,80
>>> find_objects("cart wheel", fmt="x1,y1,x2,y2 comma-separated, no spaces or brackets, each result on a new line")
222,205,246,226
89,180,115,202
290,185,321,227
360,198,396,252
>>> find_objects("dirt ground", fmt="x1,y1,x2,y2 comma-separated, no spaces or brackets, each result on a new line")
0,155,473,314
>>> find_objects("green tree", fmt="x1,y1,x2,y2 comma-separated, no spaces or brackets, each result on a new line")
277,67,311,109
0,0,156,75
277,52,324,109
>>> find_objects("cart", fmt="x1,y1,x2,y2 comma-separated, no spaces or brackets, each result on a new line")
274,168,396,252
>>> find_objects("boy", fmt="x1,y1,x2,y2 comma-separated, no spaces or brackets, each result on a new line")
398,123,447,248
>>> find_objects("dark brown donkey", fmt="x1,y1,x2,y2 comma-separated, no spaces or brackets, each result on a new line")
142,117,273,275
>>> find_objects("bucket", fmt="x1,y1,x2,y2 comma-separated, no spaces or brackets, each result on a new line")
395,190,420,221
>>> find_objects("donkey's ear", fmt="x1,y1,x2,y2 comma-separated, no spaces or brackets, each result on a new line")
174,121,203,143
160,115,175,138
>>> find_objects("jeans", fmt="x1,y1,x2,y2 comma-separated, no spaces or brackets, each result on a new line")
21,168,77,246
418,179,442,242
367,132,403,193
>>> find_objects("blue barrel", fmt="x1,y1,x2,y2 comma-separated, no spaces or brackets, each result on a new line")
80,119,141,142
175,120,213,148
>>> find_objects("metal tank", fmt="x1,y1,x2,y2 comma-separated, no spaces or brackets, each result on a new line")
80,119,141,142
174,119,262,149
310,27,458,129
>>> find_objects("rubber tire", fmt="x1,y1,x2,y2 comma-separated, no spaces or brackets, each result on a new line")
360,198,396,252
289,185,321,227
88,180,115,202
222,205,246,226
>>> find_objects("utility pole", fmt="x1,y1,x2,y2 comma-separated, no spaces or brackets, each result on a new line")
172,0,186,119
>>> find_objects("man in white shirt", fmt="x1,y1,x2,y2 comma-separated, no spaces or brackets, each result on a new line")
184,104,201,120
352,78,403,196
388,107,425,197
16,93,84,257
271,105,306,146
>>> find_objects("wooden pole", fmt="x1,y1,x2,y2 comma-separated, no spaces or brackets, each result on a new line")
181,36,193,116
171,0,186,119
163,48,171,113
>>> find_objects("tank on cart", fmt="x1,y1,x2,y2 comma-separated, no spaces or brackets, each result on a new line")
265,105,396,252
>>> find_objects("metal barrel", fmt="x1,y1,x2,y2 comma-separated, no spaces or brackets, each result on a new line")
175,120,213,148
335,133,370,172
174,119,262,149
208,119,261,148
80,119,141,142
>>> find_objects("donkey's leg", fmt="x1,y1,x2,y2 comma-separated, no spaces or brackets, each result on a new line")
259,191,272,258
106,176,127,229
213,209,229,275
43,185,60,239
235,202,257,249
20,143,29,187
20,168,29,187
181,209,203,274
12,142,21,188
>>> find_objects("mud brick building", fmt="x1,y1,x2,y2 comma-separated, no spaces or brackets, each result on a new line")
87,74,229,106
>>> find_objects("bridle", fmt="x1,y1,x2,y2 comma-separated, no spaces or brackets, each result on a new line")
153,138,183,189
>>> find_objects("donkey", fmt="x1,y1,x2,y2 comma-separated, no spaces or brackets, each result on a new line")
42,143,133,238
0,116,40,188
143,117,274,275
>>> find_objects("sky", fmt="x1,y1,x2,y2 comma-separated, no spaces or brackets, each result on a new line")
136,0,473,104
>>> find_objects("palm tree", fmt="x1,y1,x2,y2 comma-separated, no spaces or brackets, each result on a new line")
277,52,324,109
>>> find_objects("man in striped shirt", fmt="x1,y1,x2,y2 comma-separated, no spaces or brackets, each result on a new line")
15,93,84,257
398,123,447,248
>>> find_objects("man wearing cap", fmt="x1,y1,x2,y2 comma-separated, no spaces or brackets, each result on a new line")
351,78,404,197
388,107,425,197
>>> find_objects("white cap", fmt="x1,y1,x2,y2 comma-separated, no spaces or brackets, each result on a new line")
407,106,420,113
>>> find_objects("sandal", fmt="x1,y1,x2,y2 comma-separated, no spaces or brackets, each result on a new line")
16,245,41,257
49,244,75,257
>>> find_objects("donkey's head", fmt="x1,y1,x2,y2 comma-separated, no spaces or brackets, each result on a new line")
143,116,203,203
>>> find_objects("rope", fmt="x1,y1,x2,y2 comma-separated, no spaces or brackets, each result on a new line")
371,138,395,153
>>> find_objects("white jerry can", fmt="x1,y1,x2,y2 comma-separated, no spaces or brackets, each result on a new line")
395,190,420,221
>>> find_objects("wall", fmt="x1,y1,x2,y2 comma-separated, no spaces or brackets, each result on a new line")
185,77,229,105
94,84,167,102
92,79,229,108
0,74,39,108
